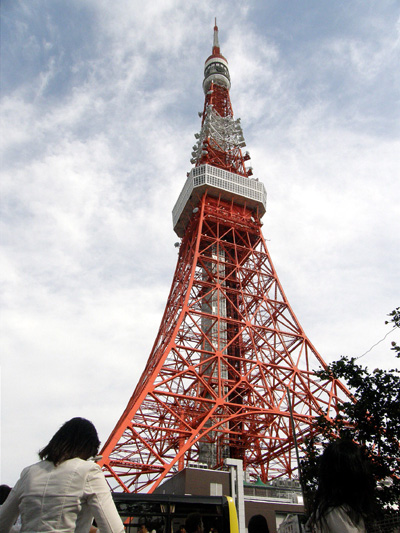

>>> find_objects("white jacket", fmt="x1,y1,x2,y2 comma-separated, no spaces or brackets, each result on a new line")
313,506,366,533
0,458,124,533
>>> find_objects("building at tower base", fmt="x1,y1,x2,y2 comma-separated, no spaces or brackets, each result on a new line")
153,462,304,533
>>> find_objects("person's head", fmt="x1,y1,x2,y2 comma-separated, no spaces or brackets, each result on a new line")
314,438,375,523
185,513,203,533
39,417,100,466
0,484,12,504
248,514,269,533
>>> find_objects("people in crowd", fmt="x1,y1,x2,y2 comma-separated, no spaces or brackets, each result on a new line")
0,485,21,533
308,438,375,532
248,514,270,533
0,485,12,505
185,513,204,533
0,417,125,533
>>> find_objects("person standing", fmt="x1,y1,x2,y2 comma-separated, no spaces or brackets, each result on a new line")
0,417,124,533
308,438,375,533
185,513,204,533
138,522,149,533
0,485,12,505
248,514,269,533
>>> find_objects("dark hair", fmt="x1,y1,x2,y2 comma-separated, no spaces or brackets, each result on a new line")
248,514,269,533
311,438,375,527
185,513,203,533
39,417,100,466
0,484,12,504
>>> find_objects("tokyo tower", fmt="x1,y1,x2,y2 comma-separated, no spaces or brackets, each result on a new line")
99,22,350,493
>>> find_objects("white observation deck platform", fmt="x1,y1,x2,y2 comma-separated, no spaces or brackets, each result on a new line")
172,164,267,238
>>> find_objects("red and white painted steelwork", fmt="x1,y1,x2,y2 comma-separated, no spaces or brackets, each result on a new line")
99,22,350,494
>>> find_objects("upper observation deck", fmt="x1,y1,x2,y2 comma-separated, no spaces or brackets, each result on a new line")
172,164,267,237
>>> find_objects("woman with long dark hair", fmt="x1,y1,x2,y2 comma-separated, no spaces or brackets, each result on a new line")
308,438,375,532
0,417,124,532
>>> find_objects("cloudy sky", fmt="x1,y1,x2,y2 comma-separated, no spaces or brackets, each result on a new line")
1,0,399,485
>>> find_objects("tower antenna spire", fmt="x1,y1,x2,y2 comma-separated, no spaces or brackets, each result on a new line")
213,17,220,55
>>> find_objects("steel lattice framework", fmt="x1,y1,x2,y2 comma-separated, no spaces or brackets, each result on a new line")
99,22,351,493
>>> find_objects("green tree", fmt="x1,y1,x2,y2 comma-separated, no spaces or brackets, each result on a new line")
301,308,400,518
385,307,400,358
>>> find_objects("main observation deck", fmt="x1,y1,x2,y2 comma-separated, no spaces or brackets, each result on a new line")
172,164,267,238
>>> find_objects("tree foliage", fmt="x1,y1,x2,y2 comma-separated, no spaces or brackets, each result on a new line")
385,307,400,358
301,308,400,518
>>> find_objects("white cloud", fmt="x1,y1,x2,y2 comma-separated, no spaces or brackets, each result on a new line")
1,0,399,485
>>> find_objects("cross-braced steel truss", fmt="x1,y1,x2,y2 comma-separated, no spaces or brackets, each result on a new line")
100,194,350,493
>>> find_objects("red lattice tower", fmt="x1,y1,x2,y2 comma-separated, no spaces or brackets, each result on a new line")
99,22,351,493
